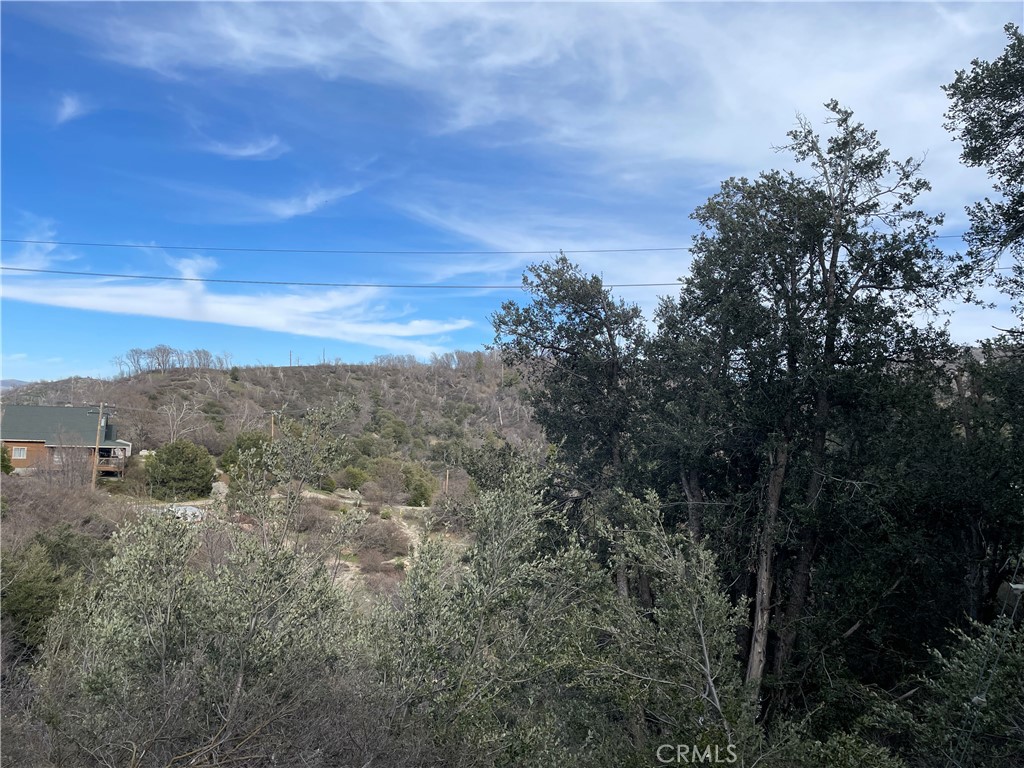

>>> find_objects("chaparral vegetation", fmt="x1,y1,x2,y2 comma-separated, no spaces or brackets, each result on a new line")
2,22,1022,768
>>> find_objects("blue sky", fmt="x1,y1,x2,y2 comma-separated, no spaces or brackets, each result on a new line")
1,2,1018,382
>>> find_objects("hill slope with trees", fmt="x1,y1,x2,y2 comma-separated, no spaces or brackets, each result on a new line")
3,31,1024,767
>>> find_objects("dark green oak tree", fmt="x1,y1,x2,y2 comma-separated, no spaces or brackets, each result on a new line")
492,255,647,493
944,23,1024,314
635,102,962,706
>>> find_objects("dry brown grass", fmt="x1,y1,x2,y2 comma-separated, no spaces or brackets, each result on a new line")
1,474,134,552
353,517,410,557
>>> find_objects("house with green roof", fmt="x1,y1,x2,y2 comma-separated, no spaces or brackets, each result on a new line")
0,405,132,476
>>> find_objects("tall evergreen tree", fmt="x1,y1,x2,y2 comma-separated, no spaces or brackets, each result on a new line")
650,101,961,702
944,23,1024,314
491,255,647,494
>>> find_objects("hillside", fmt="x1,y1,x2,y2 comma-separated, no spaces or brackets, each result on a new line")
4,347,545,519
8,347,542,459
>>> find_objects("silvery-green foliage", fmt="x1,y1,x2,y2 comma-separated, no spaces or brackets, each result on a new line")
270,403,352,491
369,472,603,766
36,513,355,767
371,475,755,767
864,617,1024,768
231,402,364,547
614,493,758,756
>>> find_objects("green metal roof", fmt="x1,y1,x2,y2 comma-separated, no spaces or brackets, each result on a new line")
0,405,129,448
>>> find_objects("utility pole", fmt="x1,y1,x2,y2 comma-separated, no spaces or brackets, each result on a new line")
270,412,275,442
90,402,105,490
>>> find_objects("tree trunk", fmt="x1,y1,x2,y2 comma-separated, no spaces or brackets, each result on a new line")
746,437,790,696
637,568,654,611
682,467,704,540
773,322,833,678
616,558,629,599
773,532,818,678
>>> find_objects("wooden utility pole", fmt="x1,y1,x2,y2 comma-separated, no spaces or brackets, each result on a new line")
90,402,105,490
270,412,275,442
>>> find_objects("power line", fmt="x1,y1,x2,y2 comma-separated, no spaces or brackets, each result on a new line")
3,257,1011,290
1,234,970,255
1,238,690,255
0,265,681,290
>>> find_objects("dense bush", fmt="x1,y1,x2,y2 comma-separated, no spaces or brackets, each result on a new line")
338,465,369,490
355,517,411,556
1,525,112,653
146,440,215,500
218,430,270,474
400,463,436,507
35,514,423,767
1,542,72,653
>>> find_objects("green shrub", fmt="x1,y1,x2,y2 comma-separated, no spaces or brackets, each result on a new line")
218,430,270,473
338,465,369,490
1,542,70,651
370,409,411,446
1,444,13,475
146,440,215,501
36,514,356,767
0,526,110,652
403,462,437,507
407,477,434,507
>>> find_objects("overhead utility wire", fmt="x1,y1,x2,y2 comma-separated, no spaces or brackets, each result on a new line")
1,238,689,255
0,266,680,290
4,258,1011,288
1,234,970,255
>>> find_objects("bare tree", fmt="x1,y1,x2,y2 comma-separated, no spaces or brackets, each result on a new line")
149,344,175,372
192,348,214,369
124,348,146,376
111,355,128,378
158,397,203,443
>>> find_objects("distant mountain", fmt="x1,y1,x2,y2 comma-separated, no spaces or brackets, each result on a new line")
0,379,30,392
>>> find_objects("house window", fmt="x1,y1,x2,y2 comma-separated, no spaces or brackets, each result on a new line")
12,447,27,460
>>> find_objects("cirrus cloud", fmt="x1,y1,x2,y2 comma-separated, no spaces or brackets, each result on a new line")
55,92,90,124
3,269,473,357
199,133,289,160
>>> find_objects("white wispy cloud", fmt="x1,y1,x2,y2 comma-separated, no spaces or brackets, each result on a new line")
262,185,358,220
76,5,1009,178
169,255,218,280
3,271,473,357
36,1,1010,246
18,3,1019,347
156,180,362,223
2,215,77,270
55,93,90,125
398,185,689,316
3,227,471,356
200,134,289,160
